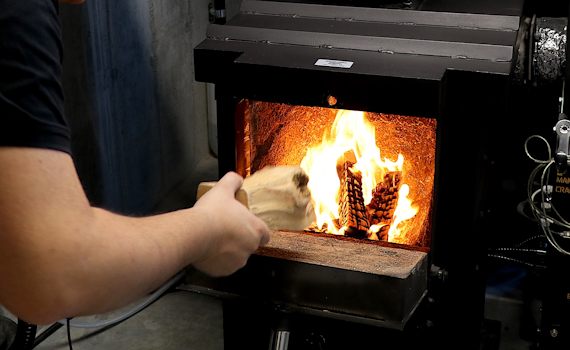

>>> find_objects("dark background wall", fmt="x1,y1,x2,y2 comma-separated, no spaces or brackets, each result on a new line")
58,0,241,216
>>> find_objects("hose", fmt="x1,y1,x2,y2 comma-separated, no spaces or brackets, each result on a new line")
58,270,184,329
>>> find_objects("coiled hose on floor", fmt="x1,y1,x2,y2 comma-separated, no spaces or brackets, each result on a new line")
7,270,184,348
58,270,185,329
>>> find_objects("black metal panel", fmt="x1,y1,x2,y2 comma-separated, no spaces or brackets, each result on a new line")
196,43,439,118
184,252,429,329
228,13,517,45
208,23,514,61
539,241,570,349
241,1,520,30
209,1,520,63
195,0,517,121
260,0,424,10
420,0,525,16
197,47,442,118
192,1,522,347
541,15,570,339
427,68,510,349
196,39,512,80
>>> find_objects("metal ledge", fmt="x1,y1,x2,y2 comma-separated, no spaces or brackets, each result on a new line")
183,231,429,329
240,0,520,31
208,24,513,61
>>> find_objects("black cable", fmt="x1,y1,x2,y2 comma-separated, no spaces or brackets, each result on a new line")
32,322,63,348
513,235,546,248
8,319,37,350
488,254,546,269
66,319,73,350
490,247,547,254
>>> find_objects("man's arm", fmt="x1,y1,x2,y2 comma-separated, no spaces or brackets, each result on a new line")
0,147,269,325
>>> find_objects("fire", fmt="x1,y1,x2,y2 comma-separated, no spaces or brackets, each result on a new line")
300,109,419,242
388,184,417,243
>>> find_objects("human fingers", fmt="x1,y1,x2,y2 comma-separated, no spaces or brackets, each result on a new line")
215,172,244,195
216,173,270,246
258,222,270,246
245,213,270,246
192,213,267,277
194,172,244,210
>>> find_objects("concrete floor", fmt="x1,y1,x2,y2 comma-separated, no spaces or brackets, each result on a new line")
3,291,223,350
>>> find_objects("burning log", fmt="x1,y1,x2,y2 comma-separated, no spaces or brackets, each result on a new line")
368,172,402,241
339,161,370,239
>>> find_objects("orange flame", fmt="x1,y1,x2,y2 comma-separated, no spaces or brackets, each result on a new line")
300,109,419,241
388,184,417,242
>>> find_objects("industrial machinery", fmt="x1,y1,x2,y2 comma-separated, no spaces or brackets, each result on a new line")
185,1,570,349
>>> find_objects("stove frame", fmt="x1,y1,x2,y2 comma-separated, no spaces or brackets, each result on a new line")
189,0,525,346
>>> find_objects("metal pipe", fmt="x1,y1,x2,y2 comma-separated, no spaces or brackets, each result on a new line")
268,330,290,350
214,0,226,24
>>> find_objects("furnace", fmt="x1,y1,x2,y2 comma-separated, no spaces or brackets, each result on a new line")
186,0,525,348
239,100,436,246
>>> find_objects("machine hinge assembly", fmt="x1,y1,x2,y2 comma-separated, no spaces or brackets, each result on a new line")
430,265,448,282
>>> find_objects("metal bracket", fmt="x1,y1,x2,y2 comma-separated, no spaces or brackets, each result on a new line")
554,117,570,174
208,3,215,24
430,264,448,282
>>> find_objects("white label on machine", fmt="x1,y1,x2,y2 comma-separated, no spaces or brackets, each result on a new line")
315,59,354,69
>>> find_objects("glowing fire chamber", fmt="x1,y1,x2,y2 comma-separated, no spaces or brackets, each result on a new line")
300,109,417,242
241,101,436,247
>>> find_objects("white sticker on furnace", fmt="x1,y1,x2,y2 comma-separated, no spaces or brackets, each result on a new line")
315,59,353,69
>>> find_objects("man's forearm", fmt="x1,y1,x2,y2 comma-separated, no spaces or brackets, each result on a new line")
0,147,268,325
2,204,206,325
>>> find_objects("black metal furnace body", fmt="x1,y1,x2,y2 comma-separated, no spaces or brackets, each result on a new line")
189,0,526,349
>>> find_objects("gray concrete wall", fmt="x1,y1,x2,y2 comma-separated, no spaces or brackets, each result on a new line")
59,0,242,215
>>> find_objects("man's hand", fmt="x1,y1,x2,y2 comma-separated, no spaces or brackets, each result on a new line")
0,148,267,324
191,172,270,277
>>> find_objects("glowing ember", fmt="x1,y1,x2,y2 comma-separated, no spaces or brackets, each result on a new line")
300,109,419,242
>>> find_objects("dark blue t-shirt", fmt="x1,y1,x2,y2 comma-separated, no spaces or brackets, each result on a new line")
0,2,70,343
0,0,71,154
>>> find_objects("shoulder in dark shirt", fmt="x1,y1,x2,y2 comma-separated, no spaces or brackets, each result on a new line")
0,0,71,154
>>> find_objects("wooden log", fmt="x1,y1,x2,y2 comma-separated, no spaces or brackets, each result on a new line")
368,171,402,241
338,161,370,239
197,166,316,231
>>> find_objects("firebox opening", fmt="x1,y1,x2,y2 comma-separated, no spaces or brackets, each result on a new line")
237,100,437,249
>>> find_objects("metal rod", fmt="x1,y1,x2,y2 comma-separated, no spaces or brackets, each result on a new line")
214,0,226,24
268,330,290,350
